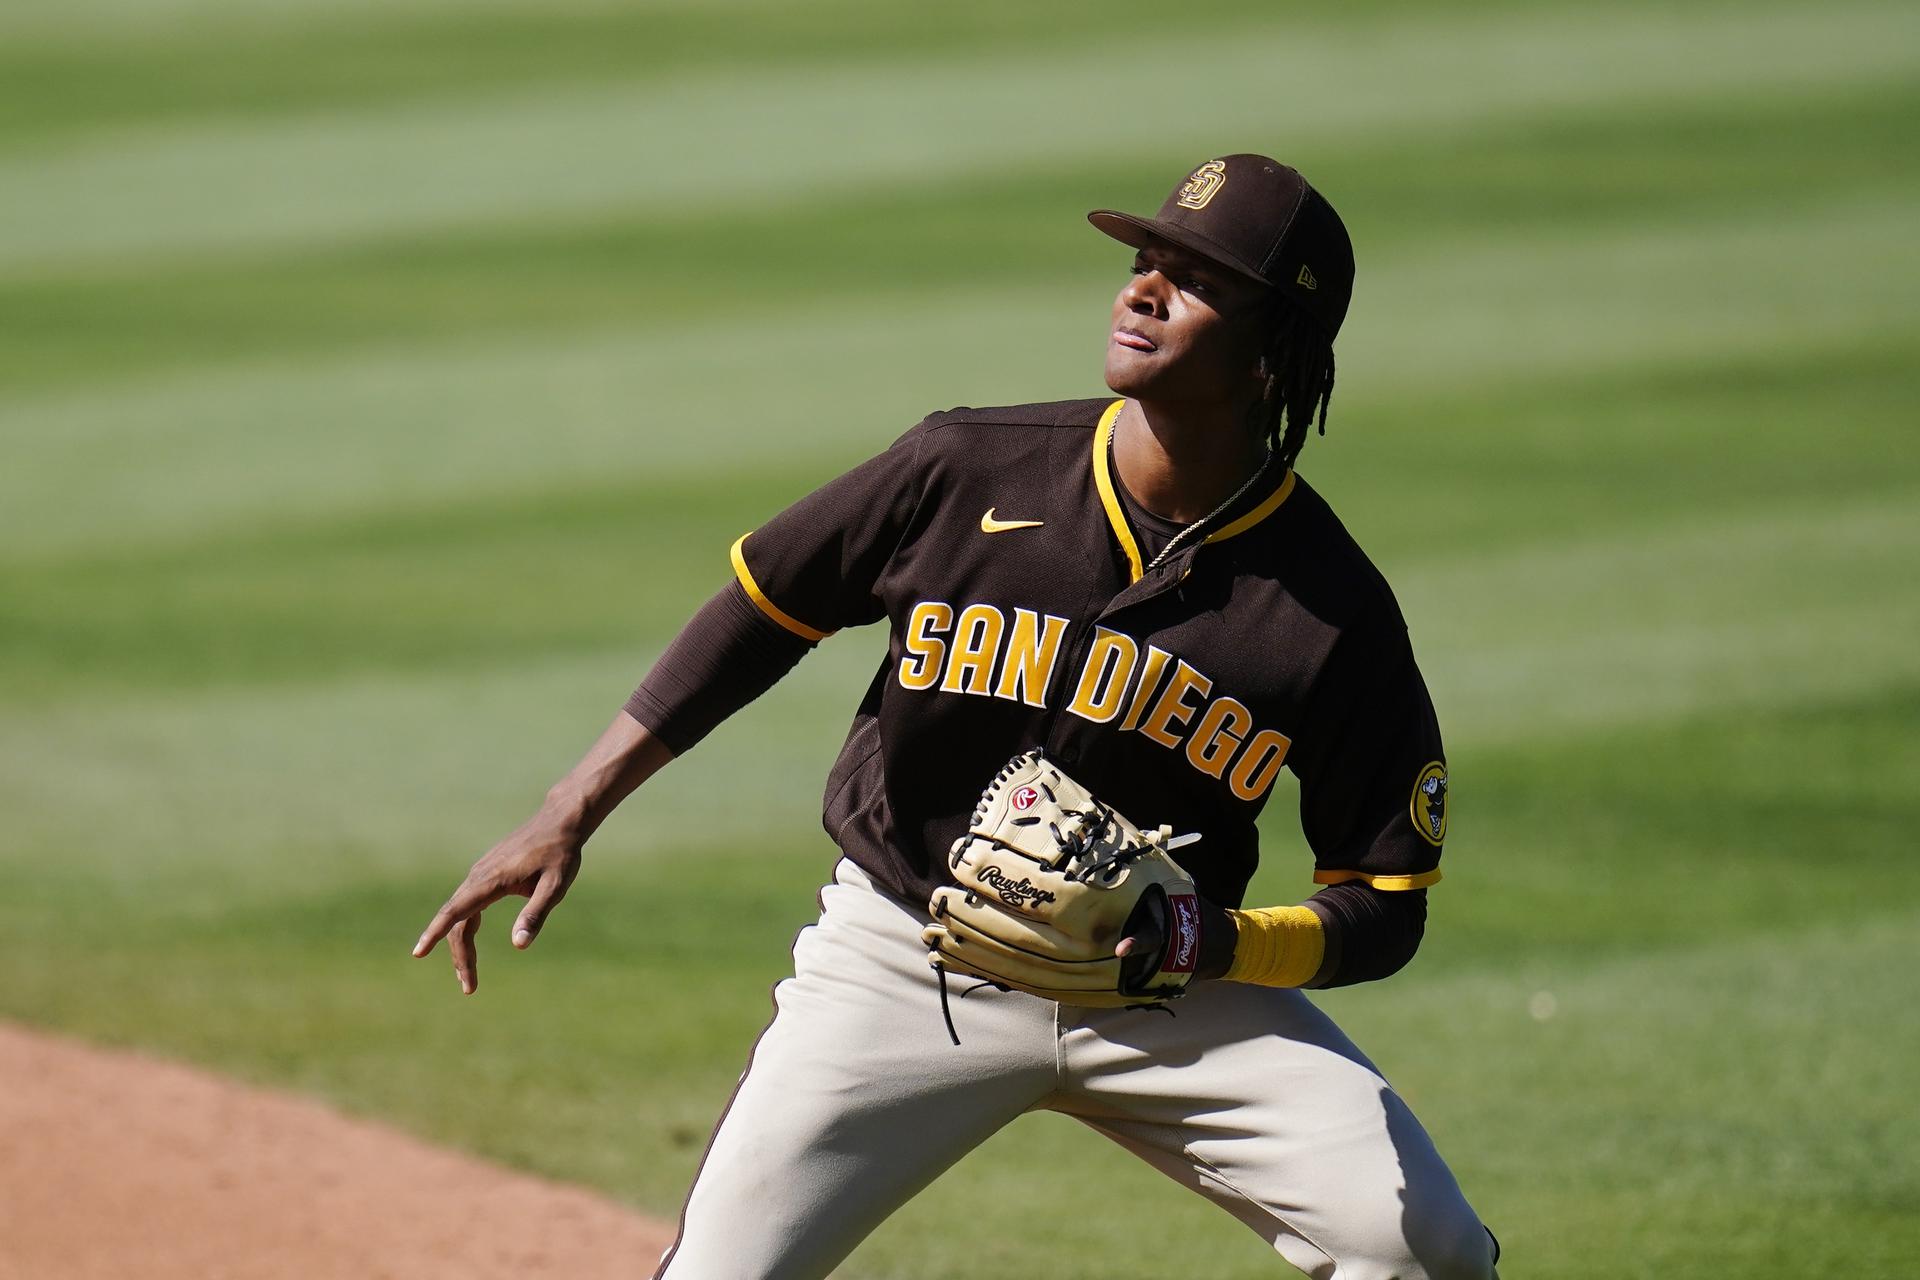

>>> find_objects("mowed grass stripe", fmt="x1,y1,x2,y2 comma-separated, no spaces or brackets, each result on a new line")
1316,340,1920,562
1402,495,1920,745
1403,688,1920,970
0,0,1723,43
0,293,1097,558
5,79,1914,398
0,0,1536,148
5,194,1914,560
0,0,1441,63
0,639,889,898
2,4,1914,273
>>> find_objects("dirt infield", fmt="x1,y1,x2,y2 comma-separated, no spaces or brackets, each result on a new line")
0,1022,675,1279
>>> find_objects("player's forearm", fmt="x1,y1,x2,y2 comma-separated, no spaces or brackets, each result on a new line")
1216,904,1324,986
1301,882,1427,987
1215,884,1427,989
542,712,676,842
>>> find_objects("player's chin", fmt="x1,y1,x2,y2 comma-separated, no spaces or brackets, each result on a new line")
1105,354,1213,404
1103,346,1164,397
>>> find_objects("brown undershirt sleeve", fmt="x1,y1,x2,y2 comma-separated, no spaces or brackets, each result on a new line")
623,580,813,756
1300,882,1428,988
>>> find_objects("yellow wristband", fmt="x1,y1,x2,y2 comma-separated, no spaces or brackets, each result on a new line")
1222,906,1325,988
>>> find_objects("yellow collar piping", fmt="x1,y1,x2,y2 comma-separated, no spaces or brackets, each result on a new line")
1092,401,1144,583
1204,468,1296,545
1092,399,1298,584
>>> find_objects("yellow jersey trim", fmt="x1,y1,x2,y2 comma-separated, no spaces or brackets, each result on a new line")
1311,868,1444,891
1092,399,1298,578
730,534,832,643
1091,400,1144,584
1206,468,1297,544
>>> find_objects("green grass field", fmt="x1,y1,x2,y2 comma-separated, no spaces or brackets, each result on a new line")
5,1,1918,1274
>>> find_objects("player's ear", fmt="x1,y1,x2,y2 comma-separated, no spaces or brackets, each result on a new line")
1243,299,1281,384
1250,345,1277,393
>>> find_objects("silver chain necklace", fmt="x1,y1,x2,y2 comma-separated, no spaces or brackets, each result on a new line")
1113,431,1277,576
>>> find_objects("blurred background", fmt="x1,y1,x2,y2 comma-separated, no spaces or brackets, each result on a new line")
2,0,1916,1275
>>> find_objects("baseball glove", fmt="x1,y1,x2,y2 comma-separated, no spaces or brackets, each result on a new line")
922,751,1203,1008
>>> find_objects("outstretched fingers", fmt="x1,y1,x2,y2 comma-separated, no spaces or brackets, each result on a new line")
449,912,483,995
413,875,500,959
513,866,576,949
412,839,579,993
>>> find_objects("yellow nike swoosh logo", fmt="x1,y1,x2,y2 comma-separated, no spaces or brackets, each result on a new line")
981,508,1045,534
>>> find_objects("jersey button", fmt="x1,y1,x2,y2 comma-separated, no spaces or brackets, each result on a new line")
1057,743,1080,765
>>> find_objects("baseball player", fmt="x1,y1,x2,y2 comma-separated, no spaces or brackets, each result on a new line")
415,155,1499,1279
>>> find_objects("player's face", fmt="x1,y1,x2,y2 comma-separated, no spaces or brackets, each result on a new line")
1104,240,1271,407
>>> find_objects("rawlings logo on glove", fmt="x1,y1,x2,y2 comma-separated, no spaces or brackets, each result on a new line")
921,750,1203,1008
976,866,1058,908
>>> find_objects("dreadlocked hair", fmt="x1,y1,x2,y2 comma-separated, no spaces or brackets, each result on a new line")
1246,301,1336,474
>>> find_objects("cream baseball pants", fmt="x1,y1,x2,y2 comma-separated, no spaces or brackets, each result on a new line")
654,860,1497,1280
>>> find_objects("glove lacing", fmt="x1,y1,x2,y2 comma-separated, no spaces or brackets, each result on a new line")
935,751,1200,1044
934,965,1008,1047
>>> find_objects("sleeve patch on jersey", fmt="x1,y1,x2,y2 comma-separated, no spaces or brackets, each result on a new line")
1411,761,1448,847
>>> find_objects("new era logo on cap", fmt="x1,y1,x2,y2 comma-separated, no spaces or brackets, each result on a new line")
1296,264,1318,291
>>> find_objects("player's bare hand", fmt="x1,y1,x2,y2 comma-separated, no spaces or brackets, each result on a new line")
411,811,583,994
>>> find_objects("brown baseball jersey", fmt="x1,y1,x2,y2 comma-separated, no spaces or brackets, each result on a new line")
717,396,1448,910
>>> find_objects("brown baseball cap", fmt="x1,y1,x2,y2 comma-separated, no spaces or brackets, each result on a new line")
1088,154,1355,341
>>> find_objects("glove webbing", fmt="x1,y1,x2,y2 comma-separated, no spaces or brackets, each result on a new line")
1003,802,1178,882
